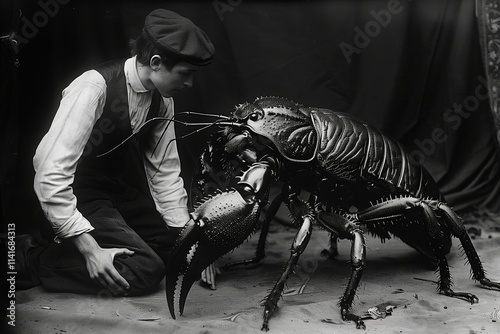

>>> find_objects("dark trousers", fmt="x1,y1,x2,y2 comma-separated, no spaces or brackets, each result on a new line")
31,143,180,296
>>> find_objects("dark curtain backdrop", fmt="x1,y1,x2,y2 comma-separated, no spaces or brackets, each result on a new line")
2,0,500,234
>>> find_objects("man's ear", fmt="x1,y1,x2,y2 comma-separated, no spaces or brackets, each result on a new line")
149,55,163,71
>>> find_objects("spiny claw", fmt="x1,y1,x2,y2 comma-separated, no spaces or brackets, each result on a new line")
166,190,262,319
440,288,479,304
480,278,500,291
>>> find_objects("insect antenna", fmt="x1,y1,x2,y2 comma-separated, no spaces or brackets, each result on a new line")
96,112,232,158
174,111,231,120
150,111,230,159
148,116,241,181
95,110,240,181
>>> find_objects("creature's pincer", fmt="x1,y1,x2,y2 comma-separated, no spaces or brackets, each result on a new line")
166,178,268,318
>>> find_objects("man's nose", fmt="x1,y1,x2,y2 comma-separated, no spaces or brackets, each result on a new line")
184,75,193,88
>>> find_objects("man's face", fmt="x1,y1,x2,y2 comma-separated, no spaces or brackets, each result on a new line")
150,61,199,97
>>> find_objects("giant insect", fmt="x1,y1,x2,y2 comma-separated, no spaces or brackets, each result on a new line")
166,96,500,330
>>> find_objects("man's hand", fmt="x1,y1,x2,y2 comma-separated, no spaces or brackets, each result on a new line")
200,263,220,290
71,233,134,295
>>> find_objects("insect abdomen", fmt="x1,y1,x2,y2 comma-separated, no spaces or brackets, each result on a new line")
311,109,439,198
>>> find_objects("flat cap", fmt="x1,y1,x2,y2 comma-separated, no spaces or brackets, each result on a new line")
144,9,215,66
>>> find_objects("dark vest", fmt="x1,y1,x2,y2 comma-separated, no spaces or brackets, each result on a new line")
74,59,161,192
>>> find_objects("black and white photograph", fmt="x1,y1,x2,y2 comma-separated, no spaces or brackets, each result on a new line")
2,0,500,333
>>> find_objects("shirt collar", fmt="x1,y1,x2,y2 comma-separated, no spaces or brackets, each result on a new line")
125,56,149,93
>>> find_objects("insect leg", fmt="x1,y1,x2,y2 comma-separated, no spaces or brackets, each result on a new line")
357,197,479,303
261,193,313,331
316,211,366,329
221,188,286,270
435,203,500,290
320,233,340,259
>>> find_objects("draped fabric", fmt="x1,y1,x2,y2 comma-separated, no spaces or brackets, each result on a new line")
475,0,500,220
477,0,500,166
2,0,500,233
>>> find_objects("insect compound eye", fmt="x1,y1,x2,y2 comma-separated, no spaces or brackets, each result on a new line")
248,109,263,122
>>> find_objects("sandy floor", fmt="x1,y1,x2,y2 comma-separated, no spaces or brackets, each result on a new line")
12,214,500,334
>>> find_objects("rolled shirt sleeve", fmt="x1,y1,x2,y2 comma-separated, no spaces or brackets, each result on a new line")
33,70,107,239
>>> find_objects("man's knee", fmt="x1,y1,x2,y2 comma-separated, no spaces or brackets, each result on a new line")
116,250,166,296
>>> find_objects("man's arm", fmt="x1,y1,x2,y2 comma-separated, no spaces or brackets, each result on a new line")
142,97,190,227
33,71,134,293
33,71,105,238
141,98,221,288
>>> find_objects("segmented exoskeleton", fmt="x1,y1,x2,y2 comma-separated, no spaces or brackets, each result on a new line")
165,97,500,330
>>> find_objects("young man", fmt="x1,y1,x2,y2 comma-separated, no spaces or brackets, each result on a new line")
19,9,215,296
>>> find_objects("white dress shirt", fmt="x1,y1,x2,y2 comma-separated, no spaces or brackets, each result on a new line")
33,56,190,239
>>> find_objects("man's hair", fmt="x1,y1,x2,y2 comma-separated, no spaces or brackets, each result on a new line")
129,30,179,68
